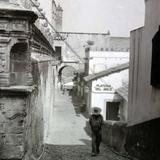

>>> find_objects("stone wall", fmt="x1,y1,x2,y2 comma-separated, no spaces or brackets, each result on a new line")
86,117,160,160
0,91,28,159
85,120,127,153
0,87,45,160
102,121,127,153
0,59,55,160
0,2,55,159
125,118,160,160
31,58,56,143
24,89,44,160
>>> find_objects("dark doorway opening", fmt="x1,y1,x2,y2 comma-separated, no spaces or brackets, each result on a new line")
10,42,31,85
106,102,120,121
151,26,160,87
55,46,62,61
10,43,28,73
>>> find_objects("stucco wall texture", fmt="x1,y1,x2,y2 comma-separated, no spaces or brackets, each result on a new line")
0,60,55,159
0,95,26,159
60,33,129,62
128,0,160,126
28,60,55,159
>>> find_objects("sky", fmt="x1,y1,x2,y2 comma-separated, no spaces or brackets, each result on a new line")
56,0,145,37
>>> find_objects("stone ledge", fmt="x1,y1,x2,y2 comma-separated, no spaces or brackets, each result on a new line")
0,85,36,92
104,120,127,126
102,120,127,153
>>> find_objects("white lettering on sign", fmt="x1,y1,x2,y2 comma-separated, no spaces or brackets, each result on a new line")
94,84,113,92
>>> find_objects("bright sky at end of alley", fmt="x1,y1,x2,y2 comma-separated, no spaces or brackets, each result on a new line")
56,0,145,37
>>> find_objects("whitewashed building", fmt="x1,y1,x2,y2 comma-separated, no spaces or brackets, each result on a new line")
86,51,129,75
125,0,160,159
84,50,129,121
84,64,129,121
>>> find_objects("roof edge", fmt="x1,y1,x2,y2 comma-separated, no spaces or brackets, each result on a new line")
84,62,129,82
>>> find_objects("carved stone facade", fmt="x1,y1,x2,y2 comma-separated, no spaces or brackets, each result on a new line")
0,89,31,159
0,2,37,86
0,1,56,160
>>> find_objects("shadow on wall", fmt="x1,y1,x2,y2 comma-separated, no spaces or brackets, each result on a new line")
125,118,160,160
84,119,127,154
85,117,160,160
69,89,89,119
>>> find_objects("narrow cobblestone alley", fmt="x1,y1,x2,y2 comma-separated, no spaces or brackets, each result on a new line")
40,88,130,160
0,1,156,160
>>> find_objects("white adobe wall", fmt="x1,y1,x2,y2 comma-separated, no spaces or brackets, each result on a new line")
91,69,128,120
128,0,160,126
88,51,129,74
91,91,121,120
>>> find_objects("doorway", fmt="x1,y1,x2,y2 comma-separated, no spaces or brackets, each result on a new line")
106,102,120,121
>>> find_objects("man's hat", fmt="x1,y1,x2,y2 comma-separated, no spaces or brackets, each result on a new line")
91,107,102,115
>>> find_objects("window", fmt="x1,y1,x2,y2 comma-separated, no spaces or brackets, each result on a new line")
55,46,62,60
105,48,109,51
151,26,160,87
101,48,104,51
106,102,120,121
111,48,114,51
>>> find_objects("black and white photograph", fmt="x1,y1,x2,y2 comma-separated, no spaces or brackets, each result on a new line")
0,0,159,160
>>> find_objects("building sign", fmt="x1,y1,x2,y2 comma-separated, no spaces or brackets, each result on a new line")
93,84,113,92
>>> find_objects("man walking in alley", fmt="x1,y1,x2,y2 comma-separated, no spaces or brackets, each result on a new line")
89,107,104,156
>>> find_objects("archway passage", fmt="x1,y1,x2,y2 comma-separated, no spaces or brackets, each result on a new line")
10,43,28,72
58,65,77,83
10,42,32,85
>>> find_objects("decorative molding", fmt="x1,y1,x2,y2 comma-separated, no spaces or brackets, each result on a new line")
0,20,9,31
12,19,28,32
0,38,11,43
7,112,27,120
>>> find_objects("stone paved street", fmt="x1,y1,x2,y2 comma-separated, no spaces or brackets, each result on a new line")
42,88,130,160
41,144,130,160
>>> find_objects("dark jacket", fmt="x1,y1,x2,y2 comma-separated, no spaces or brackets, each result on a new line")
89,114,104,133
